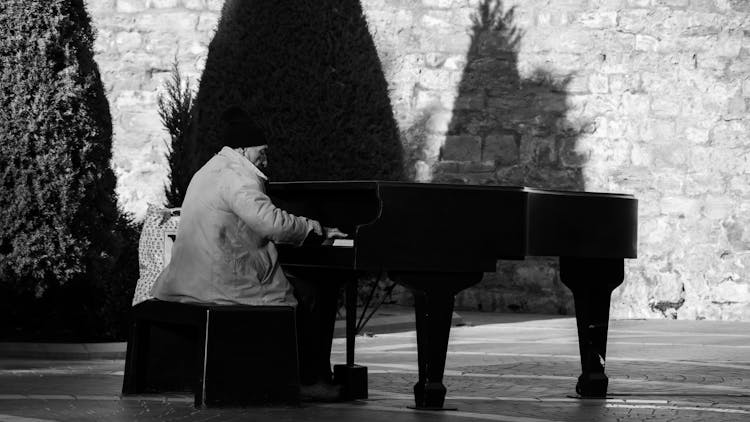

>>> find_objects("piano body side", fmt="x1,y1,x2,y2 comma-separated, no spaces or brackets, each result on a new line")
354,182,528,272
524,188,638,259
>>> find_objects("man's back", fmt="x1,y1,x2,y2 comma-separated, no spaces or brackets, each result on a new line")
151,147,310,306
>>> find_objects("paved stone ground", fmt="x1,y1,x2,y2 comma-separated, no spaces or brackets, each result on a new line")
1,308,749,421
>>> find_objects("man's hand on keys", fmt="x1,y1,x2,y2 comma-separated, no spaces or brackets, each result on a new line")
324,227,347,239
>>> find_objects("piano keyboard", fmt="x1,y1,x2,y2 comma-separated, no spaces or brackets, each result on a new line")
331,239,354,248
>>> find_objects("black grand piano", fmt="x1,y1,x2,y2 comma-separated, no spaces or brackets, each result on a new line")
269,181,637,409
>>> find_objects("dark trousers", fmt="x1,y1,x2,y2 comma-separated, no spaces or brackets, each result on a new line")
287,274,342,385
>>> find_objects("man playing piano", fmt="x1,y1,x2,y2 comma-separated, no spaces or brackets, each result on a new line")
151,106,345,401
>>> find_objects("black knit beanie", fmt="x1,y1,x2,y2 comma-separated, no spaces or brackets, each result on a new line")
220,106,267,148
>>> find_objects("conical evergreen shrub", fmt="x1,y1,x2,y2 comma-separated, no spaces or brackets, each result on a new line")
184,0,403,189
0,0,137,340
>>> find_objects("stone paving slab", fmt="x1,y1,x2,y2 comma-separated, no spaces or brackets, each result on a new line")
1,309,749,421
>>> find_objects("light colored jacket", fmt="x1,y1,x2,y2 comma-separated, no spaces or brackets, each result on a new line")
151,147,314,306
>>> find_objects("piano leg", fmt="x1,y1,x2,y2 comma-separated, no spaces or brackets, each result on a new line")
559,257,624,398
392,272,483,410
334,279,368,400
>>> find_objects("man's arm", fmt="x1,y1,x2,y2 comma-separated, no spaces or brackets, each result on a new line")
222,178,316,246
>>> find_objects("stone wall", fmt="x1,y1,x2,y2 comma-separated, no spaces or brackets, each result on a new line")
87,0,750,319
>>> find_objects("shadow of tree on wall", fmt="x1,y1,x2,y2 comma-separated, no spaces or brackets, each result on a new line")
442,0,589,314
184,0,403,187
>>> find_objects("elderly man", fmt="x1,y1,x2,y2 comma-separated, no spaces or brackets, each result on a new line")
152,106,344,401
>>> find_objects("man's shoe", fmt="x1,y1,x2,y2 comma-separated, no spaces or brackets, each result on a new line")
299,382,343,402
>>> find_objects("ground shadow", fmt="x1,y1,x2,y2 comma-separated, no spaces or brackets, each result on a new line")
443,0,589,315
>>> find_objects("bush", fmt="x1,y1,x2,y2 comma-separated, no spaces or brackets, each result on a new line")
158,61,195,208
0,0,137,340
183,0,404,190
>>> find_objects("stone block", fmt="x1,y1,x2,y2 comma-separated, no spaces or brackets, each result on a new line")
726,94,747,119
709,120,750,147
702,195,734,219
542,28,595,53
482,134,518,165
148,0,180,8
206,0,224,11
683,125,710,144
143,32,180,57
724,0,750,12
93,28,116,56
441,135,481,161
425,111,453,134
115,90,158,109
591,0,627,8
724,216,750,251
559,137,589,167
422,0,455,8
635,34,659,51
117,0,148,13
457,162,495,173
651,97,681,117
627,0,653,7
565,75,588,94
454,94,485,110
87,0,117,15
621,92,650,116
443,55,466,71
608,73,641,93
660,196,701,216
417,31,471,53
197,13,219,32
653,144,689,167
630,144,653,166
588,73,609,93
183,0,206,9
432,161,459,174
413,89,442,109
115,31,143,51
641,119,676,144
655,0,689,6
135,11,200,32
421,12,454,33
418,68,458,90
685,172,726,195
424,53,446,68
494,165,525,185
689,0,717,12
413,160,432,182
577,11,618,28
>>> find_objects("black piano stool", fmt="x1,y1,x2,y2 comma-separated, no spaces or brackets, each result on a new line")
121,300,300,407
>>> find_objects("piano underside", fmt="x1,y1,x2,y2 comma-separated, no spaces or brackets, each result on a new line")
269,181,638,409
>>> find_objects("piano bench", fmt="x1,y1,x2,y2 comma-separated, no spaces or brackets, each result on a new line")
121,300,300,408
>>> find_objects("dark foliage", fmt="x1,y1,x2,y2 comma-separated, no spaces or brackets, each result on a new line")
158,61,195,208
183,0,403,190
0,0,138,340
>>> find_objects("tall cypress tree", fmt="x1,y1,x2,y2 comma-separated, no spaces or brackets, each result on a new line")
0,0,132,339
183,0,404,190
